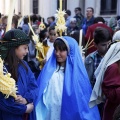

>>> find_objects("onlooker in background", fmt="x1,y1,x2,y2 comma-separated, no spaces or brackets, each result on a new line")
49,16,56,27
12,15,19,29
82,7,94,35
38,16,49,29
1,16,8,32
18,12,22,18
24,30,40,79
1,16,7,26
39,29,49,42
70,30,80,44
0,24,4,39
67,18,79,36
22,17,30,35
74,7,84,29
64,10,72,27
47,17,51,27
35,26,57,70
109,17,117,31
0,16,8,37
85,17,113,55
45,26,57,61
32,14,38,25
114,16,120,32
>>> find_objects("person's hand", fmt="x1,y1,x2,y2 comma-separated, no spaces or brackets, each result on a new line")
26,103,34,113
15,95,27,105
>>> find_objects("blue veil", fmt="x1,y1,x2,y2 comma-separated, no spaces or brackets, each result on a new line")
35,36,100,120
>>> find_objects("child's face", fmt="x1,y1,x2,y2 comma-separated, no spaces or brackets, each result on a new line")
15,44,28,60
54,48,67,67
49,30,57,43
95,40,111,56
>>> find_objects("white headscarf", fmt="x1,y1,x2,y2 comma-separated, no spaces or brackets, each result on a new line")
89,42,120,108
113,30,120,42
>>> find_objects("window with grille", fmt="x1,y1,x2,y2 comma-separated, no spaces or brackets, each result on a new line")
33,0,38,14
100,0,117,15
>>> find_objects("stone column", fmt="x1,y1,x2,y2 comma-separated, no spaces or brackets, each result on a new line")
15,0,18,14
79,0,85,15
30,0,33,15
38,0,45,17
5,0,11,15
0,0,5,14
21,0,31,16
94,0,101,17
15,0,21,14
38,0,57,22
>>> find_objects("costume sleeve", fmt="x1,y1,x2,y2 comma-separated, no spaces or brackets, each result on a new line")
23,63,38,103
0,93,27,115
102,63,120,103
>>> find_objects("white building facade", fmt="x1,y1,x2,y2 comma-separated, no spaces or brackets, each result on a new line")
0,0,119,21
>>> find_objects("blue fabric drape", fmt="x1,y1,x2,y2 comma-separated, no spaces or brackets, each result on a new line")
0,61,38,120
36,36,100,120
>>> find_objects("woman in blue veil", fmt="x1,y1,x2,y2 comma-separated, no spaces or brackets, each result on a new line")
35,36,100,120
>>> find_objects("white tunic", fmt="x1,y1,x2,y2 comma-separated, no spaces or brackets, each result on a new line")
36,66,64,120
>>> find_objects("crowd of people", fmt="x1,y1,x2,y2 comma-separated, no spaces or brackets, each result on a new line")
0,6,120,120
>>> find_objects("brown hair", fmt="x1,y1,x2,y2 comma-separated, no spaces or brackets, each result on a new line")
5,47,28,81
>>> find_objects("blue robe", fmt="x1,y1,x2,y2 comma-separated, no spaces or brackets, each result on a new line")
35,36,100,120
0,61,38,120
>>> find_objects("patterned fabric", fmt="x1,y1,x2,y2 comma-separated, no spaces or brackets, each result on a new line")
94,52,103,71
0,29,30,59
92,52,103,87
